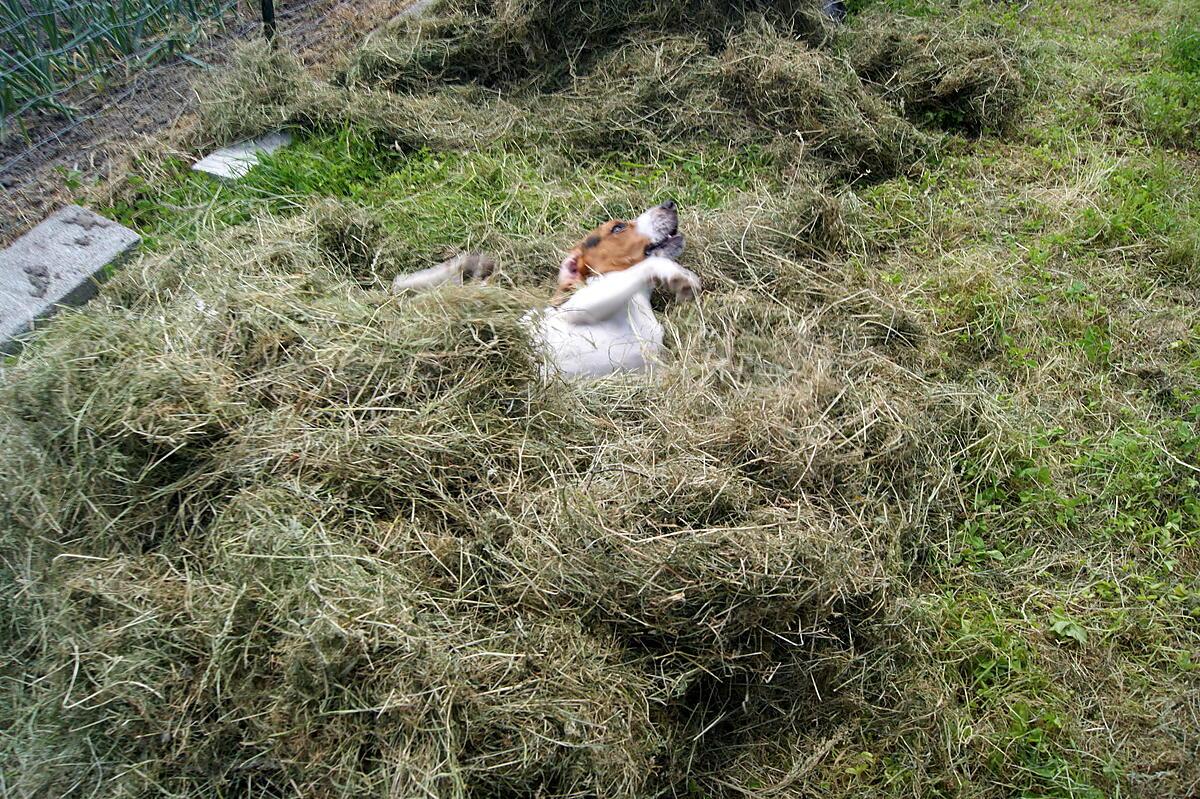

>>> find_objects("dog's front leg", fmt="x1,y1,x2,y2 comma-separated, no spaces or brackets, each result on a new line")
391,253,495,294
558,258,700,325
556,261,658,325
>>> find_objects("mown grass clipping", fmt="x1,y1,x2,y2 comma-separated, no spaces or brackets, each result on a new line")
1,178,992,795
13,1,1198,798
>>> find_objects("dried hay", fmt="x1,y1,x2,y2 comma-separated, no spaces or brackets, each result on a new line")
846,11,1026,134
721,19,930,178
200,11,933,179
341,0,835,91
554,35,732,155
0,190,987,794
0,0,1034,795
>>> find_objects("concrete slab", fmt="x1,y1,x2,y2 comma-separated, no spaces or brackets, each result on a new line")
0,205,140,354
191,130,293,181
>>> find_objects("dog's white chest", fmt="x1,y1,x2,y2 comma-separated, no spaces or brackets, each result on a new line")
527,290,663,378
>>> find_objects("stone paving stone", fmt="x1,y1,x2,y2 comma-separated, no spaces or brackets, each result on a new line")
191,130,293,180
0,205,140,354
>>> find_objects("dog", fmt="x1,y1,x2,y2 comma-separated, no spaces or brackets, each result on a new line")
391,200,701,378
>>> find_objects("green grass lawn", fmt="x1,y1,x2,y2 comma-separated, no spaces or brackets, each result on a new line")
2,1,1198,797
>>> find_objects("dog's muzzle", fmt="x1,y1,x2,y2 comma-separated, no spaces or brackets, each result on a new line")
638,200,684,259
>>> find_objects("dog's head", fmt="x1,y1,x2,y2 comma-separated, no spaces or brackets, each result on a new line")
557,200,684,291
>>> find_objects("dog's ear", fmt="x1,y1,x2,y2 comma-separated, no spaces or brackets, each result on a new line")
558,249,583,289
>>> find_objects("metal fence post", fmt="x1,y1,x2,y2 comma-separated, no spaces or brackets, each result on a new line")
262,0,276,41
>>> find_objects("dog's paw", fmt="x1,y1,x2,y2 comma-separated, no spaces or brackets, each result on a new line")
664,266,701,302
460,252,496,281
642,258,701,302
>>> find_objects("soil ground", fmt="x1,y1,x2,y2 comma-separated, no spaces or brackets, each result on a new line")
0,0,418,245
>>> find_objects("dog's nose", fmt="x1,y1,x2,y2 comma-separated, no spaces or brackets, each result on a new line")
661,199,676,211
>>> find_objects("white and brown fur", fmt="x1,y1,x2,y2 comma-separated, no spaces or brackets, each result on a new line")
391,201,700,378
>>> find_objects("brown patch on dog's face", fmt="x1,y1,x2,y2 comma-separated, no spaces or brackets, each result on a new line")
557,219,652,292
556,201,683,295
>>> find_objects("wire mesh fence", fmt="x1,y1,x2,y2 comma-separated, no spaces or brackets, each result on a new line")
0,0,355,246
1,0,242,129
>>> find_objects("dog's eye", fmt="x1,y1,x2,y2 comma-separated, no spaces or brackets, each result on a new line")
611,223,626,234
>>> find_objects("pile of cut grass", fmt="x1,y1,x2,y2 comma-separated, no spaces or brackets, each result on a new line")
846,9,1026,134
339,0,836,92
0,196,989,795
34,1,1200,799
201,0,1033,180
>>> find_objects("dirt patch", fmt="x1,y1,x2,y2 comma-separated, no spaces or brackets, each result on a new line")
0,0,422,246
